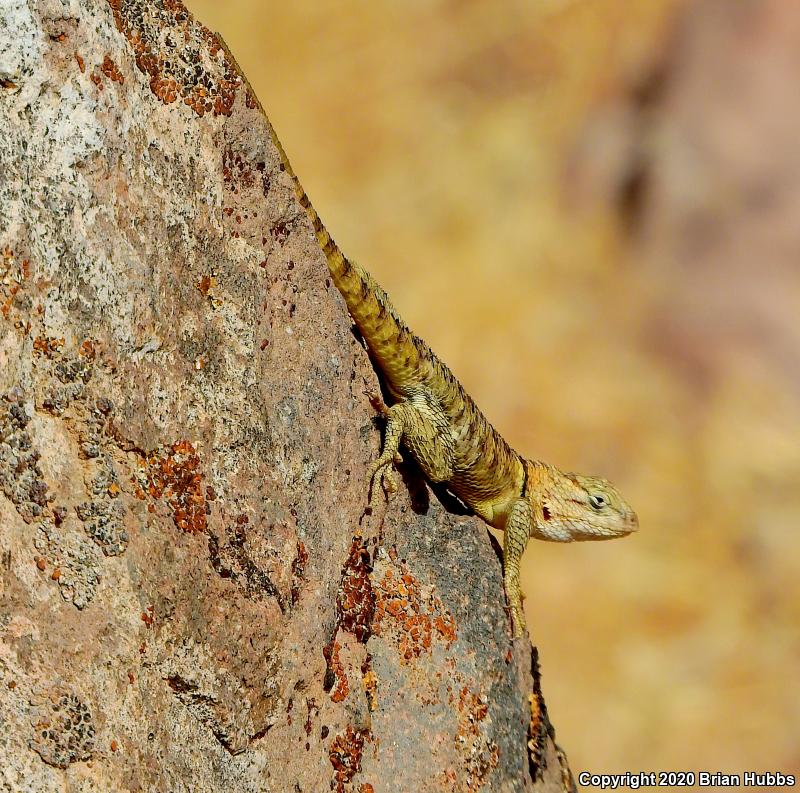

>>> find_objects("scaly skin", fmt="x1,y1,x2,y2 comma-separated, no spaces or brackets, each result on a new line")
263,115,638,638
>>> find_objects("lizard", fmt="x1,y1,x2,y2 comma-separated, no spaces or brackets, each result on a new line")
259,108,638,639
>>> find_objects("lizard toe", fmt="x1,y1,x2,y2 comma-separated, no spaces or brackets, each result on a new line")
364,389,389,417
367,458,397,503
381,468,397,496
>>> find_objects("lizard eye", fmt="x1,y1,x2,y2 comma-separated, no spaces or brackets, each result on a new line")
589,493,607,510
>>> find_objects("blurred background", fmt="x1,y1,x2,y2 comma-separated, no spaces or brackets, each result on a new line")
190,0,799,780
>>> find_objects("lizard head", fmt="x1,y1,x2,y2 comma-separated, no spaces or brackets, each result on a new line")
533,469,638,542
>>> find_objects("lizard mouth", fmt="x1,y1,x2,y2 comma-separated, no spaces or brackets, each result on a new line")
592,510,638,539
620,510,639,534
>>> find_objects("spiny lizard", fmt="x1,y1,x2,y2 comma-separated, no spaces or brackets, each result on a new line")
263,118,638,639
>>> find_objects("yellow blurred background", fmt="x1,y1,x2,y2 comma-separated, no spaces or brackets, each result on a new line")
189,0,800,779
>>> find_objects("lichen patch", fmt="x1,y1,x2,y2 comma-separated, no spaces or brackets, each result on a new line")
29,692,96,769
329,725,371,793
372,558,457,663
143,440,207,533
107,0,242,117
0,390,50,523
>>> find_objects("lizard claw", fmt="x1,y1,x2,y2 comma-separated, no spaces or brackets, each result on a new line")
380,467,397,496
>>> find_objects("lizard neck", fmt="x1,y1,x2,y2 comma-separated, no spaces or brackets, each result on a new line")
478,452,529,529
520,459,559,524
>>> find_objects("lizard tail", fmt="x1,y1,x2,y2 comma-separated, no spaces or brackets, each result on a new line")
212,35,428,392
266,120,429,392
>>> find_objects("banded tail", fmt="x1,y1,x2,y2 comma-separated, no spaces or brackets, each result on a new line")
265,119,430,394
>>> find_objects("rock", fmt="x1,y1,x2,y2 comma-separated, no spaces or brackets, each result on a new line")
0,1,571,789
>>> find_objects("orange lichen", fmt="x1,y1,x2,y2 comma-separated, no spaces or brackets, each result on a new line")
0,284,17,319
337,538,375,642
79,339,96,359
441,768,458,787
329,725,370,793
290,540,308,605
323,540,377,707
33,337,64,358
433,614,457,644
146,440,206,533
196,274,213,296
100,55,124,84
222,148,261,191
75,53,85,72
323,641,349,704
372,563,456,662
454,687,499,792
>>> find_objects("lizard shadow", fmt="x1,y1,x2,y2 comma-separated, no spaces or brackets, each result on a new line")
486,529,504,566
395,455,473,519
396,457,504,566
360,350,475,521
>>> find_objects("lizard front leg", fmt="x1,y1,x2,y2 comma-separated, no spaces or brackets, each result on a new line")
503,497,532,638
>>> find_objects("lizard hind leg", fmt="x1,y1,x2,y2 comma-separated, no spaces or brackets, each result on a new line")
503,497,533,638
367,402,407,502
366,395,455,503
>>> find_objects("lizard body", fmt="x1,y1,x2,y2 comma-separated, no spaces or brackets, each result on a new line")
265,120,638,638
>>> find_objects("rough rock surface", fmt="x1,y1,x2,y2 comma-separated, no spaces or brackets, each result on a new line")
0,1,573,790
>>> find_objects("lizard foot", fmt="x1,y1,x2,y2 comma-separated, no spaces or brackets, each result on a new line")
365,398,405,504
363,388,390,418
367,456,398,503
504,578,528,639
510,609,527,640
